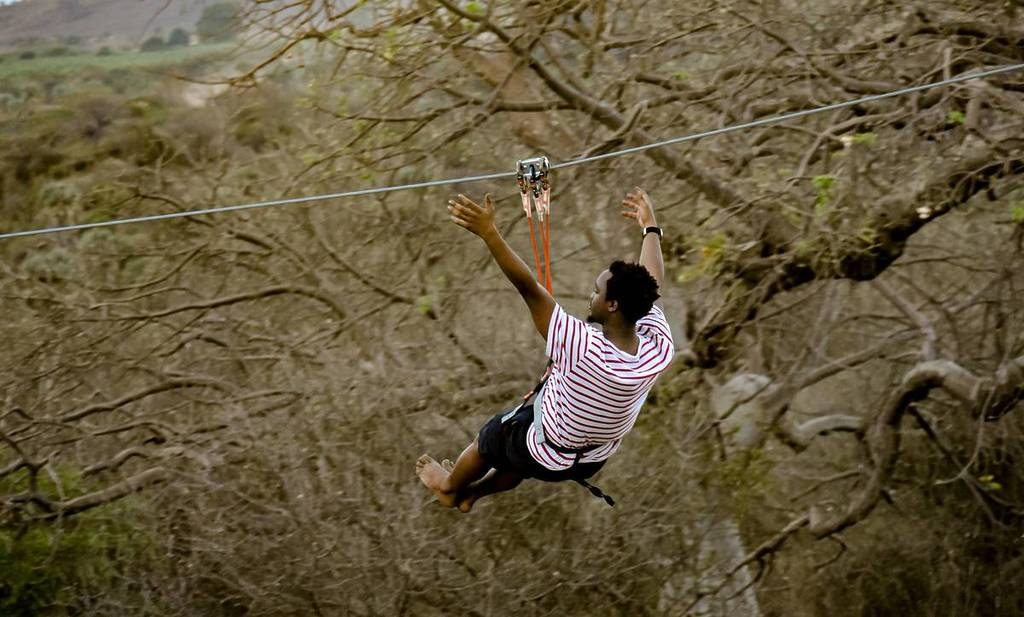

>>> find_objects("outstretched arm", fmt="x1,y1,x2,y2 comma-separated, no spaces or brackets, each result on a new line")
622,187,665,308
448,193,555,339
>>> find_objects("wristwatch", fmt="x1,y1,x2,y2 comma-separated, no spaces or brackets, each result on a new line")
643,226,663,238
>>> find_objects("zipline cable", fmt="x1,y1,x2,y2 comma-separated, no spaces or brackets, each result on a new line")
2,62,1022,241
550,62,1024,170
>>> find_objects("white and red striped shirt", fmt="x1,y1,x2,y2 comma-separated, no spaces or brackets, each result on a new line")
526,303,674,470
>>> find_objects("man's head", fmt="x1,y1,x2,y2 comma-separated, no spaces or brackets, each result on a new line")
587,260,660,325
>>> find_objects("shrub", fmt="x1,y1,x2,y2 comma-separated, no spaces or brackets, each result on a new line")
0,93,19,110
140,36,166,52
196,2,242,43
18,50,36,60
73,94,126,139
0,469,154,615
96,46,113,56
168,27,191,47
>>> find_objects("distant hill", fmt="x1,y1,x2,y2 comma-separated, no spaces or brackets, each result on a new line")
0,0,220,48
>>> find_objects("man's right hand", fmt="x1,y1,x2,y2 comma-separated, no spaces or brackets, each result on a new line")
621,187,657,229
449,192,554,340
448,193,498,240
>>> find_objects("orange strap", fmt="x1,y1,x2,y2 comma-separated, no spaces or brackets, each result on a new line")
526,214,544,285
541,214,552,292
517,160,553,293
527,208,552,293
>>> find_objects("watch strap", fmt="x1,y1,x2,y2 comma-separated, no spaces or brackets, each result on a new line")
643,226,663,238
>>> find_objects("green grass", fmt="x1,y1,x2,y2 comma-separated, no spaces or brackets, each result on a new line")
0,42,236,77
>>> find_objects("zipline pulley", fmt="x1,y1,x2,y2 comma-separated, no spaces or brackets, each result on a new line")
515,156,553,292
516,156,550,221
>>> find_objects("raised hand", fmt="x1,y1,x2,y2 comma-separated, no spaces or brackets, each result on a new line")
448,193,498,239
621,187,657,229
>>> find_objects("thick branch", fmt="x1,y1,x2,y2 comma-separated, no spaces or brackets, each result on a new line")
808,356,1024,538
38,467,168,519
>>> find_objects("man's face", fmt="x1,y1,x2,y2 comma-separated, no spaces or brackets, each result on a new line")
586,269,613,324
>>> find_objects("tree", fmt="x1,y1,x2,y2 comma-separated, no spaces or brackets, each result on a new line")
195,1,241,43
3,1,1024,615
140,35,165,52
177,0,1024,610
167,27,190,47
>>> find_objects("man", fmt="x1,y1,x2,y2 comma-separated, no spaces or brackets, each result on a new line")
416,187,674,512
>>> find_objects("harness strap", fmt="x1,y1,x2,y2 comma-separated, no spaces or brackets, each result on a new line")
575,479,616,507
531,380,616,507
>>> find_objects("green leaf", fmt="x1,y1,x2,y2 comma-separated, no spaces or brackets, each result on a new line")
671,70,690,81
466,1,484,14
676,267,700,283
857,227,879,245
812,175,835,217
947,110,966,125
811,175,835,192
1011,204,1024,223
416,294,435,317
696,233,727,275
851,132,876,146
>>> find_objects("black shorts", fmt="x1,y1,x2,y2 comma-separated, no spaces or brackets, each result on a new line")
476,403,605,483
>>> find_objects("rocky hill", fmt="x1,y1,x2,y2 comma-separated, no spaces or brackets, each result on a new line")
0,0,218,48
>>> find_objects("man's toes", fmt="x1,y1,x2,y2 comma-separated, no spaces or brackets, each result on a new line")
442,459,454,472
416,454,432,471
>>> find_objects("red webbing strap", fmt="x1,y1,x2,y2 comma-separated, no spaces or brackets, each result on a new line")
541,213,552,293
517,159,553,294
526,214,544,284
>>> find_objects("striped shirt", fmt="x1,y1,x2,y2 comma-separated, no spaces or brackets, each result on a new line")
526,303,675,471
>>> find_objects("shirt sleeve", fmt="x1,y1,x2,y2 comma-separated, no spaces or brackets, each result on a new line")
636,304,674,349
545,304,592,372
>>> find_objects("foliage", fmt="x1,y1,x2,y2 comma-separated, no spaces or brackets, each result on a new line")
140,36,166,52
812,174,836,217
196,1,241,43
0,470,152,616
0,43,233,78
167,27,191,47
2,1,1024,616
43,47,74,58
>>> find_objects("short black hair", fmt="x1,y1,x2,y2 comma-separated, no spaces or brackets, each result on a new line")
605,260,660,323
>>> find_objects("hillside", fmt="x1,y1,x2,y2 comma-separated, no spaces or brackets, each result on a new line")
0,0,218,48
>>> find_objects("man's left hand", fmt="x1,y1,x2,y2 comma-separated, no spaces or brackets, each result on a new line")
448,193,498,240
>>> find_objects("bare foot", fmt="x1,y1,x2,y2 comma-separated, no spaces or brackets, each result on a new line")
441,460,476,513
457,491,478,513
416,454,456,508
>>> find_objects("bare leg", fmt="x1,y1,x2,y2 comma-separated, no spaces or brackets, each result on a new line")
444,439,491,492
456,469,523,513
416,439,491,508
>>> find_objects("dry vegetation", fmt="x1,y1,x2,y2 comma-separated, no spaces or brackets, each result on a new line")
2,0,1024,615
